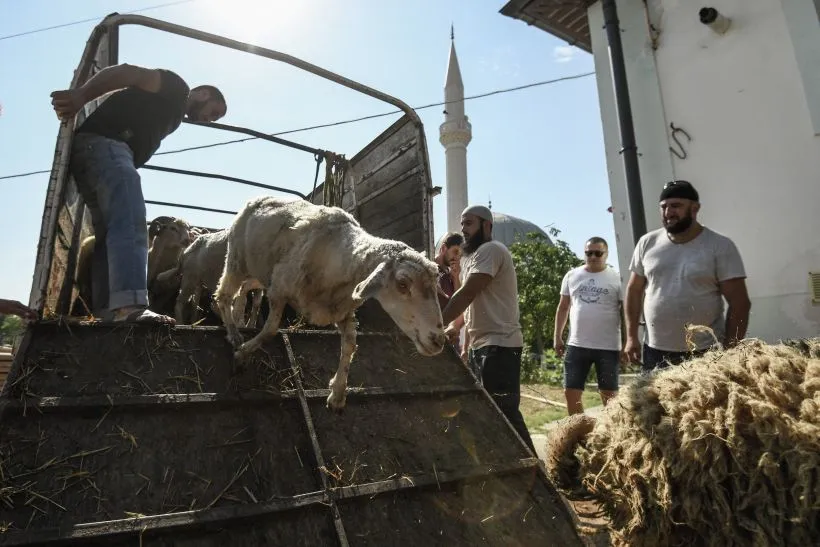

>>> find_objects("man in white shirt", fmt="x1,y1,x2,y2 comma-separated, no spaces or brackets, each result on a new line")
442,205,535,454
554,237,624,414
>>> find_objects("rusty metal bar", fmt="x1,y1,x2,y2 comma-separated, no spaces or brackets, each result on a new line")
0,490,329,546
144,199,237,215
331,458,541,501
0,457,541,546
141,165,307,199
183,120,325,156
102,13,422,125
2,384,482,413
281,333,350,547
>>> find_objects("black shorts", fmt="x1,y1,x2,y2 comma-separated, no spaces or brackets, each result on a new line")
563,345,620,391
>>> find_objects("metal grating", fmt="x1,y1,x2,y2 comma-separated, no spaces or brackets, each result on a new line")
0,322,583,545
500,0,594,53
811,272,820,304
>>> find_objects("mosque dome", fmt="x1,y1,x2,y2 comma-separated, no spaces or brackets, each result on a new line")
490,211,553,248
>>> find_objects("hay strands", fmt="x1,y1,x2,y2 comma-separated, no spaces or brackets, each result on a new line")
205,448,262,510
8,446,115,481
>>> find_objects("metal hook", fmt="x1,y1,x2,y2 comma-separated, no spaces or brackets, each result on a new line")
669,122,691,160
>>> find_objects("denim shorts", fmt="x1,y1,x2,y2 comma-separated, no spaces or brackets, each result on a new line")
563,345,620,391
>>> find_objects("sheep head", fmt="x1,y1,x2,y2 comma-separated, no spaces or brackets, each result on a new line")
352,250,446,357
149,217,194,252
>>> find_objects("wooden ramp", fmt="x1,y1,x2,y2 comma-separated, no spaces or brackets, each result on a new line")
0,314,582,546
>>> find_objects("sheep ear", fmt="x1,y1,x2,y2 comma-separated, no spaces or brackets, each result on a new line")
148,221,162,240
352,262,388,304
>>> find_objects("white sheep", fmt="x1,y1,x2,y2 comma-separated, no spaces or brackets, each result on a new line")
214,196,446,411
154,229,262,326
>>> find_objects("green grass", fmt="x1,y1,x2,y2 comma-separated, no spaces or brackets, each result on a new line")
520,384,609,432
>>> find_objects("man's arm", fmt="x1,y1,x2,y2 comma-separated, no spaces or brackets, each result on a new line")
51,64,163,121
624,272,646,362
441,273,492,325
719,277,751,348
553,295,571,357
0,299,38,321
619,301,628,365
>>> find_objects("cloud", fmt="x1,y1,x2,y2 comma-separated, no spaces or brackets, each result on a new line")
552,45,576,63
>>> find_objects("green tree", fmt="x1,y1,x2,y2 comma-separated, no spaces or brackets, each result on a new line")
0,314,25,345
510,229,583,379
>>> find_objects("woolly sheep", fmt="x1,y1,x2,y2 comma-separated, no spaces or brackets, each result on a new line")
214,196,447,411
154,229,262,326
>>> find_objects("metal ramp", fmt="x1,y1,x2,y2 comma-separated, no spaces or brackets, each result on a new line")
0,312,582,546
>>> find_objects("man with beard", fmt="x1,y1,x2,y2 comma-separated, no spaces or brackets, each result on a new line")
441,205,536,454
624,180,751,372
51,64,227,324
434,232,465,354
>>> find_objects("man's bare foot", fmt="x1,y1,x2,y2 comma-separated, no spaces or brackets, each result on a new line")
112,306,176,325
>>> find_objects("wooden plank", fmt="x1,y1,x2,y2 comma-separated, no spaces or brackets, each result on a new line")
521,392,568,409
357,183,422,226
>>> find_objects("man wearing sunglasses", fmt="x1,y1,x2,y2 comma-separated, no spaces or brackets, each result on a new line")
624,180,751,372
554,237,624,414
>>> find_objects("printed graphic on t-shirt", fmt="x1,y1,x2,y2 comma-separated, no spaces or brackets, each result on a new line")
577,278,610,304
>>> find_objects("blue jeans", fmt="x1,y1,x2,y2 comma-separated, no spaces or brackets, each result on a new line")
70,133,149,315
563,345,620,391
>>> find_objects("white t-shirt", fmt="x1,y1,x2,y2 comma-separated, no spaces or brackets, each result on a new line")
560,266,623,351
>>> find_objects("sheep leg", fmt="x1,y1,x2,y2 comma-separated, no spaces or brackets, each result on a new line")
232,284,251,326
234,293,286,361
190,285,203,324
247,290,263,328
214,272,245,349
327,314,357,412
175,279,197,324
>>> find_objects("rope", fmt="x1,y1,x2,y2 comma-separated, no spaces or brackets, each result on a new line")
321,152,348,208
310,153,324,203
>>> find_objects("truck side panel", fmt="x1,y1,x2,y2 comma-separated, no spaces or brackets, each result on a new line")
29,24,118,317
312,115,436,257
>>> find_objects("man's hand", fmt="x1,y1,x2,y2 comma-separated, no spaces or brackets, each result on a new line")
554,338,566,358
619,348,629,371
0,299,38,321
624,337,641,364
444,324,460,343
450,258,461,281
51,89,87,122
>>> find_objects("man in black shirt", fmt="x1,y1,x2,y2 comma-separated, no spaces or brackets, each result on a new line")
51,63,227,324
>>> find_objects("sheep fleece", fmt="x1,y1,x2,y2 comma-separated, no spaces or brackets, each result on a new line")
548,339,820,546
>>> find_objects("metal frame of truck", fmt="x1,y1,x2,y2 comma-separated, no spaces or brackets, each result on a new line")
29,12,439,318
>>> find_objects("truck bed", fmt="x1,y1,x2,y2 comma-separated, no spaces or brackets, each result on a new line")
0,306,582,546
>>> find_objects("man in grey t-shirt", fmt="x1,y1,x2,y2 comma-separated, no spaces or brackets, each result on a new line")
624,180,751,372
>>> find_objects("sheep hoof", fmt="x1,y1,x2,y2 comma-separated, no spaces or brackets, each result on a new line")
326,392,347,413
226,332,244,349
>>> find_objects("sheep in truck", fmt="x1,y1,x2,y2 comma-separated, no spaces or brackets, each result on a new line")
213,196,447,411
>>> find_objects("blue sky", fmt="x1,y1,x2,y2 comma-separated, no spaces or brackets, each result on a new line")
0,0,614,304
